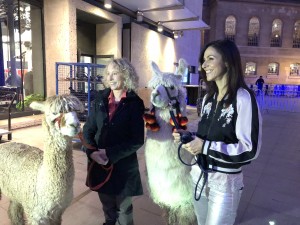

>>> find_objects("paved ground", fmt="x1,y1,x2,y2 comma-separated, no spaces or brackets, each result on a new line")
0,106,299,225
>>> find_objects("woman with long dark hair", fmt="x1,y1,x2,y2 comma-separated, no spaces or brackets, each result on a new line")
173,39,262,225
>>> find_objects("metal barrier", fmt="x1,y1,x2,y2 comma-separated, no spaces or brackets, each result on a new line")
56,62,106,121
256,88,300,113
196,80,206,116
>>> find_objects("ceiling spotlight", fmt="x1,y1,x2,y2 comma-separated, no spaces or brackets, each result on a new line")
157,22,163,32
104,0,112,9
173,31,179,39
137,11,143,22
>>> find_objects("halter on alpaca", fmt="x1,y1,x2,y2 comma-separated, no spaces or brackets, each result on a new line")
143,60,189,132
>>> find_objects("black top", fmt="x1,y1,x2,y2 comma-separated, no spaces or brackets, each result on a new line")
83,88,145,196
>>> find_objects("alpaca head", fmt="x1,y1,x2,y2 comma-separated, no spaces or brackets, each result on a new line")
148,60,188,114
30,94,84,137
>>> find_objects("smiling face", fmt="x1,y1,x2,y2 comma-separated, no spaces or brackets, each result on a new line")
106,63,125,90
202,46,228,82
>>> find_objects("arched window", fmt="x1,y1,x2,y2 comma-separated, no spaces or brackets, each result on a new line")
270,19,282,47
245,62,256,76
268,63,279,75
248,17,260,46
225,15,236,42
290,63,300,76
293,20,300,48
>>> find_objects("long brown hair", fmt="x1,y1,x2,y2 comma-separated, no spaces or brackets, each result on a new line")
199,39,252,104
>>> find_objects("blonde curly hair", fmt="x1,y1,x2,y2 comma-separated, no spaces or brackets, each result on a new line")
103,58,139,92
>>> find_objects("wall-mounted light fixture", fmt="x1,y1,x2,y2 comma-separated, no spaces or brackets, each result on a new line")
104,0,112,9
173,31,184,39
157,22,163,32
173,31,179,39
137,11,143,22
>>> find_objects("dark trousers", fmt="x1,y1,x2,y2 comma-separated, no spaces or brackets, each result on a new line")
98,193,134,225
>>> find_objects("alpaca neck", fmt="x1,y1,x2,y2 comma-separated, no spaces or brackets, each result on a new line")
44,133,74,178
149,107,174,140
156,107,171,123
39,119,74,192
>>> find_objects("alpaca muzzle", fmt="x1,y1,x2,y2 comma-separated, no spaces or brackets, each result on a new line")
54,112,81,135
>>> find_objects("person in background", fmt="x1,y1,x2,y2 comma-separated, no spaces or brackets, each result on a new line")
5,67,21,87
83,58,145,225
255,75,265,95
173,39,262,225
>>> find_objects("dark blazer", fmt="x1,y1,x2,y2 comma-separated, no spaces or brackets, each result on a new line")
83,88,145,196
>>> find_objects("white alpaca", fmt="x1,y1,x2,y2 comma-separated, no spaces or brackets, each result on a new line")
144,60,195,225
0,94,84,225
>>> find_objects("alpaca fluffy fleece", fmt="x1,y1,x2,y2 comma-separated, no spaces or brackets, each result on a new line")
0,94,83,225
145,60,196,225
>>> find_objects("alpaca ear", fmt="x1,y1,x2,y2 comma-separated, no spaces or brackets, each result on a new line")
30,101,45,112
178,87,188,117
175,58,188,77
150,61,162,77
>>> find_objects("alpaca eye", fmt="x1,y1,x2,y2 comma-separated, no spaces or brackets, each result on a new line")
170,86,174,90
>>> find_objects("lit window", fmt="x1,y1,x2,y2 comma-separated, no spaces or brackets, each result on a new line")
245,62,256,76
290,63,300,76
248,17,260,46
268,63,279,75
270,19,282,47
225,15,236,42
292,20,300,48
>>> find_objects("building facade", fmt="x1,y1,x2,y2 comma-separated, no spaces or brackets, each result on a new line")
203,0,300,86
1,0,206,104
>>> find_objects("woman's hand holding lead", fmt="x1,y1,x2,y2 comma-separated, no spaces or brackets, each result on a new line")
90,149,109,165
182,137,204,155
172,130,204,155
172,129,182,144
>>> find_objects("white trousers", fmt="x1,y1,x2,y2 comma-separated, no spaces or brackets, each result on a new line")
193,183,243,225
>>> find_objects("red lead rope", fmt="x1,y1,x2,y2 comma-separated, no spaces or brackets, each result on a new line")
86,162,114,191
54,113,63,128
78,131,114,190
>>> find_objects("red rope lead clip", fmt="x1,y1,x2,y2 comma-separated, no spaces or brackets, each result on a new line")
54,113,63,129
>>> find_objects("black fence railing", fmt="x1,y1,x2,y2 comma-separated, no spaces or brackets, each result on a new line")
0,90,17,140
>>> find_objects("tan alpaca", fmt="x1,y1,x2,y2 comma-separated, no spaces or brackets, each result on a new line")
0,94,84,225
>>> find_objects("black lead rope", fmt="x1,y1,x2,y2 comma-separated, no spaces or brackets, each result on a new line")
194,170,207,201
177,142,209,201
170,109,210,201
164,86,211,201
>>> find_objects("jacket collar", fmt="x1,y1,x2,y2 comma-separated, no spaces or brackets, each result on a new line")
101,88,137,102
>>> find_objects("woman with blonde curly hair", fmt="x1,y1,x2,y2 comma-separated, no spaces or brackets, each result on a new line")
83,58,145,225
